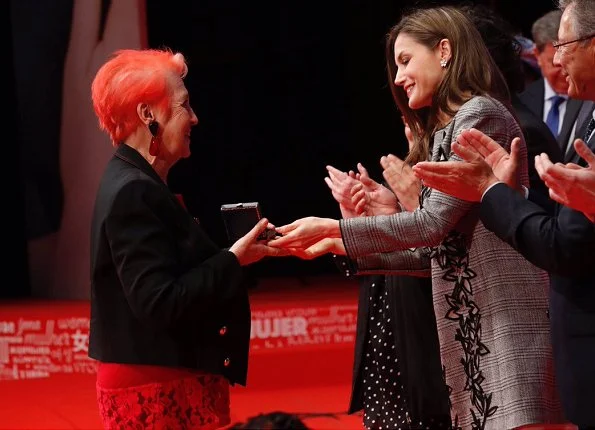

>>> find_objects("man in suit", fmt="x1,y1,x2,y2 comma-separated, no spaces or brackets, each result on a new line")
412,1,595,428
520,9,585,157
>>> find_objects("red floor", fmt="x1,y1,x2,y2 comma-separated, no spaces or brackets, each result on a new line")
0,276,578,430
0,275,364,429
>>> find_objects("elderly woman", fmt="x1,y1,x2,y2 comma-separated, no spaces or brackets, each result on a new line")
270,6,563,429
89,48,284,429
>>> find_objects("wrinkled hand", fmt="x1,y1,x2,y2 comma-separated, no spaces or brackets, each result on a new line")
411,128,521,202
456,128,521,191
229,218,290,265
351,163,398,216
535,139,595,221
268,216,341,249
325,165,360,218
380,154,420,211
284,238,346,260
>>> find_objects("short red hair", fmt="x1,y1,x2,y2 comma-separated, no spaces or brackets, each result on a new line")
91,48,188,145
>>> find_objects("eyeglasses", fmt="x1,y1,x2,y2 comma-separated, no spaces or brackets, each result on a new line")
552,33,595,51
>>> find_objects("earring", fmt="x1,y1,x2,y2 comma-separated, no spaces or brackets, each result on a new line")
148,120,160,156
440,58,448,68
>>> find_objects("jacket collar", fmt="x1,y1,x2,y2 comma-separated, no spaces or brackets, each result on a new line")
114,143,166,186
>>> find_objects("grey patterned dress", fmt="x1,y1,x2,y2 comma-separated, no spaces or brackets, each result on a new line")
340,96,563,430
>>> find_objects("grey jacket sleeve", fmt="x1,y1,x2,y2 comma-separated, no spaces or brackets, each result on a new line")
341,96,525,273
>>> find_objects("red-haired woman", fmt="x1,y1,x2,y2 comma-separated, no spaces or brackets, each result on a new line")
89,48,285,429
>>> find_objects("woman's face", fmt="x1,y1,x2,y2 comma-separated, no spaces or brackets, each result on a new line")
159,73,199,162
393,33,446,109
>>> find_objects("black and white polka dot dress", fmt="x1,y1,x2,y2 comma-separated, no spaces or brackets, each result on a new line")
361,278,411,430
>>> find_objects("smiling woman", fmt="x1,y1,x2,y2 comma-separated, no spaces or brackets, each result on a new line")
88,48,287,429
268,6,564,429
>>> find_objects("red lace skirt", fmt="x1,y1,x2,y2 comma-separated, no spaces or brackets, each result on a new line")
96,373,230,429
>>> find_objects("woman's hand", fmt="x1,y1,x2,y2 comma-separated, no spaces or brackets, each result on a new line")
324,165,360,219
229,218,290,266
380,154,421,212
284,238,347,260
351,163,399,216
268,217,341,249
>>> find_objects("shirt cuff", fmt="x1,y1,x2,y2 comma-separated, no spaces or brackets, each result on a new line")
481,181,502,201
480,182,528,201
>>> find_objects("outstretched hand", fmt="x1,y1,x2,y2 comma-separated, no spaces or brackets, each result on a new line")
268,216,341,250
282,238,347,260
229,218,291,266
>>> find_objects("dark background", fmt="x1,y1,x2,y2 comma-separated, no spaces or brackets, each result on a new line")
7,0,558,297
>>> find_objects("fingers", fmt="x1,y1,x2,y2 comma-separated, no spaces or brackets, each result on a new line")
451,142,480,162
274,222,298,236
238,218,270,243
265,246,293,257
385,154,405,166
356,163,370,180
457,128,500,158
563,163,582,171
573,139,595,167
534,153,553,179
412,161,456,177
354,197,367,215
351,182,363,196
510,137,521,168
326,165,346,178
548,188,568,207
410,167,447,188
302,238,337,259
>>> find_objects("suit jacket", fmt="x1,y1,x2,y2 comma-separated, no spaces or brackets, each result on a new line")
512,94,562,199
89,144,252,385
481,176,595,426
519,78,584,154
567,101,595,164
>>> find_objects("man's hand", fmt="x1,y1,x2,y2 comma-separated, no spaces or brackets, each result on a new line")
456,128,522,191
535,139,595,220
411,128,522,202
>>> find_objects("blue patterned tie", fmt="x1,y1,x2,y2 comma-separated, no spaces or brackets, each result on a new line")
583,117,595,142
546,95,564,137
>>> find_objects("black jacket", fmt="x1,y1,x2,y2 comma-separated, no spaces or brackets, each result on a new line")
89,144,251,385
481,181,595,427
519,78,584,153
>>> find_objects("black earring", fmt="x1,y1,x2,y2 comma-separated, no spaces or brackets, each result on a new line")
148,120,159,137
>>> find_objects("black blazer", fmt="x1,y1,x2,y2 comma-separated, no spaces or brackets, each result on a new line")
480,181,595,427
567,102,595,164
512,94,562,199
89,144,252,385
519,78,584,153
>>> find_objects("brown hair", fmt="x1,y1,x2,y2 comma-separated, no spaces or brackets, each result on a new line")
386,6,509,164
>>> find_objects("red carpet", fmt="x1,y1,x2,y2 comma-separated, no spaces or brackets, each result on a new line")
0,275,364,429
